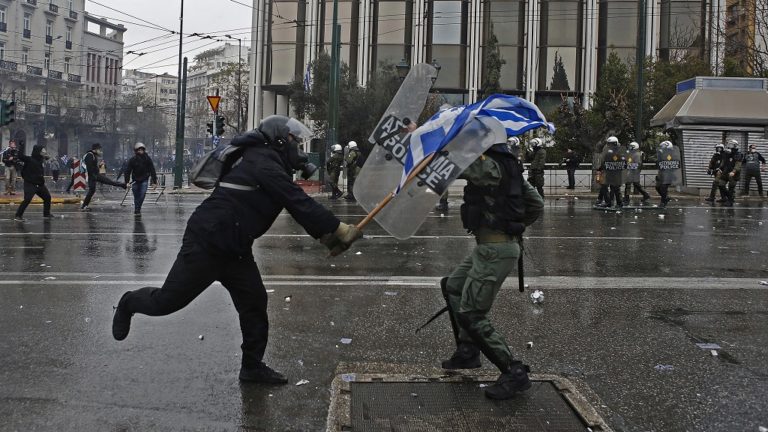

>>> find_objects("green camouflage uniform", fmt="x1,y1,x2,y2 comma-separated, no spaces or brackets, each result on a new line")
528,147,546,197
445,155,544,370
344,149,362,199
326,152,344,197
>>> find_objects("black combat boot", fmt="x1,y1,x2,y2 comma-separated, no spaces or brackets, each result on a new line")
112,292,134,341
239,362,288,384
484,361,532,400
441,343,481,369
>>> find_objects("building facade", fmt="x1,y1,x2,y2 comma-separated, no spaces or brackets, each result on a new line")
0,0,125,158
248,0,726,128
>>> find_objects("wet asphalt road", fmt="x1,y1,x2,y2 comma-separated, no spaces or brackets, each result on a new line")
0,192,767,431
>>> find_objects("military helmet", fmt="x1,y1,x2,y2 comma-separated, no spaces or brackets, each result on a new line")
331,144,342,152
629,142,639,150
606,136,619,144
530,138,543,148
348,141,358,149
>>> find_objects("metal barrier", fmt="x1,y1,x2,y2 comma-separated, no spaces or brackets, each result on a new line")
536,163,659,195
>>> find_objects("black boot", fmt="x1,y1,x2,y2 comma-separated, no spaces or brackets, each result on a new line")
484,361,532,400
239,362,288,384
112,292,134,341
441,343,481,369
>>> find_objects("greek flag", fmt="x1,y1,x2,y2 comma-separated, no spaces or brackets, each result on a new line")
397,94,555,192
303,63,312,92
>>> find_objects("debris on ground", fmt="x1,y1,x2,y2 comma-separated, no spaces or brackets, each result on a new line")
695,343,721,350
384,291,398,296
284,295,292,302
710,350,718,356
266,289,275,293
340,338,352,344
654,364,674,372
530,290,545,304
341,373,356,382
198,335,204,340
760,281,768,286
295,379,309,386
526,341,533,349
478,384,490,388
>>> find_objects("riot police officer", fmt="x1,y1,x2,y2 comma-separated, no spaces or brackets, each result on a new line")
440,140,544,400
655,140,682,208
344,141,362,201
705,143,725,203
718,139,743,206
597,136,627,208
526,138,546,197
112,116,363,384
326,144,344,199
741,144,765,197
623,142,651,205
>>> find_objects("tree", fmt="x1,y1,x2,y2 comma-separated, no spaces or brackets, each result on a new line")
210,59,250,135
549,95,591,161
479,25,506,99
587,51,635,144
550,51,571,91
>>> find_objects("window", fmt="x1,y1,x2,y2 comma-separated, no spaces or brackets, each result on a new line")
66,26,72,41
484,0,526,90
0,42,4,60
46,20,53,37
537,0,584,92
428,0,467,88
0,6,6,25
69,0,74,10
45,52,51,70
64,57,71,74
22,47,29,64
24,13,31,30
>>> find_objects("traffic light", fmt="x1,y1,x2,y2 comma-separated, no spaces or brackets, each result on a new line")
1,100,16,126
215,115,225,136
206,121,214,136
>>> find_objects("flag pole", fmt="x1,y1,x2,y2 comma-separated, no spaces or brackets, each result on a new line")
356,153,437,230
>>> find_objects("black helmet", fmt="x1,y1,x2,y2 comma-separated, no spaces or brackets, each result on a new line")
258,115,311,149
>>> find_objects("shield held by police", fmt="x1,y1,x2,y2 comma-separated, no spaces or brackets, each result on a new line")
361,116,507,240
626,149,643,183
657,146,682,185
353,63,439,211
601,146,628,186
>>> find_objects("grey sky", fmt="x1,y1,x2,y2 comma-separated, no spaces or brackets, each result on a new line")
87,0,253,76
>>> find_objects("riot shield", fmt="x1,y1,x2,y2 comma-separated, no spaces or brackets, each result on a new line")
626,149,643,183
601,145,627,186
657,146,682,185
361,116,507,239
354,64,439,211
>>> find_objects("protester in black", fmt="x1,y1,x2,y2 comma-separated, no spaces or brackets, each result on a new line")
124,142,158,216
112,116,362,384
14,145,53,221
80,143,126,211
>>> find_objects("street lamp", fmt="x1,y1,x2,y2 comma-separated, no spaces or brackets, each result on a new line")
396,58,410,81
225,34,243,133
43,35,63,144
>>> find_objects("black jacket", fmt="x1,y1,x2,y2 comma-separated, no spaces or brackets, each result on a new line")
19,145,46,185
187,131,340,257
2,147,19,168
125,153,158,183
83,151,100,177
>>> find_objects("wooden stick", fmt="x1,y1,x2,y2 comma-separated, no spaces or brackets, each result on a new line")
357,152,437,230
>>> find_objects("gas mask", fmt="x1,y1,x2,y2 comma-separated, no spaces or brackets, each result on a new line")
285,133,317,179
260,116,317,179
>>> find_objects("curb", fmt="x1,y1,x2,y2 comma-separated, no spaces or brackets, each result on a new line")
0,197,81,205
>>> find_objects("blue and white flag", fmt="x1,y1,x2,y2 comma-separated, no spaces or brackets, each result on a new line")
397,94,554,192
303,63,312,92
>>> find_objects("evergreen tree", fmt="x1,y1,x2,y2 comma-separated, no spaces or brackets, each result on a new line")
549,51,571,91
479,25,506,99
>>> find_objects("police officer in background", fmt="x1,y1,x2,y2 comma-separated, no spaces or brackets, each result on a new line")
326,144,344,200
704,143,725,203
741,144,766,197
623,142,651,206
344,141,362,201
440,139,544,400
718,139,743,207
112,116,363,384
526,138,546,198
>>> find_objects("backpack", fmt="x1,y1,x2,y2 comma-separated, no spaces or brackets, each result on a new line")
189,142,248,189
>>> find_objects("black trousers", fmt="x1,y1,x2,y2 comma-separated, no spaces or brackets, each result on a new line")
743,171,763,195
624,182,650,200
15,182,51,217
566,169,575,188
121,232,269,369
82,175,124,208
656,184,670,202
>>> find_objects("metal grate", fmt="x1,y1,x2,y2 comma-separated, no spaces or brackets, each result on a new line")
350,381,587,432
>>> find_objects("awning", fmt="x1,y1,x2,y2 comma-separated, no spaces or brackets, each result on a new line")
651,88,768,129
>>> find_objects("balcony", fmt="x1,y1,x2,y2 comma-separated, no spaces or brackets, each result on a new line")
23,29,31,39
66,10,78,21
0,22,7,32
47,69,63,80
26,65,43,76
25,103,42,114
47,3,59,14
67,73,82,83
65,40,72,49
23,0,38,6
0,60,19,72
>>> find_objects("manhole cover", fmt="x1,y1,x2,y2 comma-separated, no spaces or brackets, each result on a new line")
327,372,610,432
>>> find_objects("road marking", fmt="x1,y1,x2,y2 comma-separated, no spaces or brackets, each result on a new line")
0,232,644,240
0,276,764,289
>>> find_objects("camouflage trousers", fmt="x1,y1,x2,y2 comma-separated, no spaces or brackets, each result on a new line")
445,239,519,371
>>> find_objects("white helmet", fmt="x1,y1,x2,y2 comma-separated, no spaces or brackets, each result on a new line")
660,140,673,149
134,142,146,151
331,144,342,152
507,137,520,146
348,141,358,149
530,138,543,148
606,136,619,145
715,143,724,149
629,142,639,150
727,139,739,148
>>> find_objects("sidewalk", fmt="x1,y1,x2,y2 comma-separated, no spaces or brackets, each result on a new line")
0,194,81,205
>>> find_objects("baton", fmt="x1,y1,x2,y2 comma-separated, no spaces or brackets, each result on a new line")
518,252,525,292
120,184,131,206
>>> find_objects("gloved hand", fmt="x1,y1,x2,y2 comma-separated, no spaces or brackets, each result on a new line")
320,222,363,257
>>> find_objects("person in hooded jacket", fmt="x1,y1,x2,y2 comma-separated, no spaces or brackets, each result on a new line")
80,143,127,211
14,145,54,221
112,116,363,384
124,142,158,217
